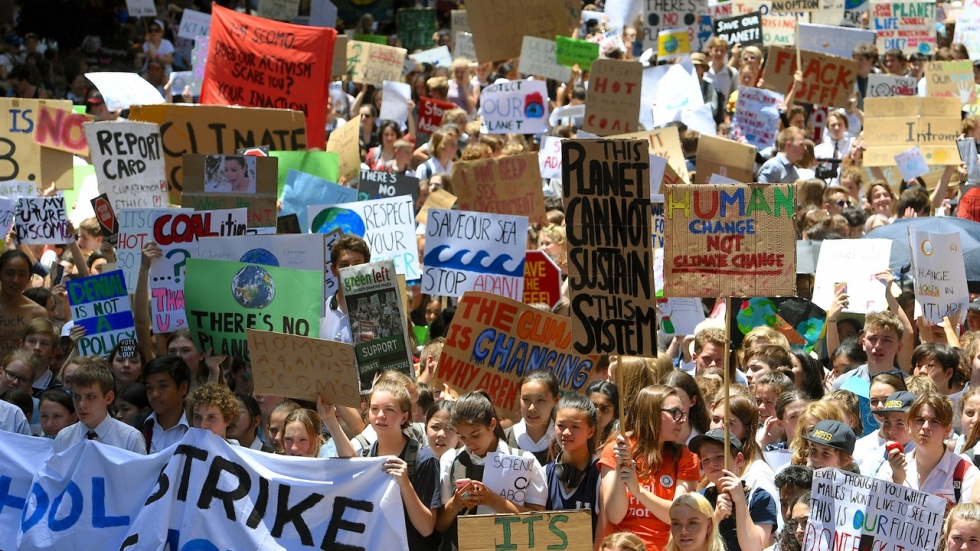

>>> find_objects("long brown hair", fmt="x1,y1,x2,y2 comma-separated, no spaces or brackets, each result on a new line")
630,385,682,477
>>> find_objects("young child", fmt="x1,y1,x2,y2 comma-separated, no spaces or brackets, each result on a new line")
754,371,794,448
142,355,191,454
600,532,647,551
38,389,76,438
509,370,560,464
52,361,146,454
424,400,458,460
803,419,856,470
190,382,240,441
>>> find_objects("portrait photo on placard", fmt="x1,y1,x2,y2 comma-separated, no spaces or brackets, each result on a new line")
205,155,257,194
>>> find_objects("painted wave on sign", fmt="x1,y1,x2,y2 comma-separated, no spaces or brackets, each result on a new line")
423,245,525,277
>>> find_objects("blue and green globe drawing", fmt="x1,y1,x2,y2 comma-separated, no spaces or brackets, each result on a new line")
310,207,366,236
239,248,280,267
232,265,275,309
663,35,678,54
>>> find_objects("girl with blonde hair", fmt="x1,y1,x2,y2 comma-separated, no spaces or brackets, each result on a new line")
789,400,845,466
665,493,726,551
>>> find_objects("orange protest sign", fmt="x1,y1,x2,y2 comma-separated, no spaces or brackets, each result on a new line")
452,153,547,225
201,5,336,149
762,46,858,108
435,292,596,419
33,104,93,157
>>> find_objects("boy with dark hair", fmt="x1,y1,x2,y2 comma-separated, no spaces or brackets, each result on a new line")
774,465,813,523
142,354,191,453
320,235,371,343
53,362,145,454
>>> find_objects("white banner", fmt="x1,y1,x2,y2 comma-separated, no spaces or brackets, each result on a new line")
909,228,969,324
479,80,549,134
1,429,408,550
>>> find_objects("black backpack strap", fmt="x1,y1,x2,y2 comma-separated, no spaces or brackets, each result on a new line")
405,438,420,480
356,434,371,457
954,457,969,504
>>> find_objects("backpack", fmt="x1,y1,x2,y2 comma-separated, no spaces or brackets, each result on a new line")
954,457,971,504
359,437,422,479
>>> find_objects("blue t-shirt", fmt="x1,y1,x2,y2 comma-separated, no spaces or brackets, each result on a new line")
545,457,601,534
369,439,442,551
700,484,778,551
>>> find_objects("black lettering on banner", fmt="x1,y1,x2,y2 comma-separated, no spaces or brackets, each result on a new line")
246,475,271,529
174,445,209,501
197,455,252,521
321,496,373,551
271,484,324,545
145,468,170,505
118,533,139,550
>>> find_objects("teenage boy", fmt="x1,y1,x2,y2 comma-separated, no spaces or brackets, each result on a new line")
52,362,145,454
20,318,57,395
189,383,240,441
142,355,191,453
691,429,778,551
832,309,906,391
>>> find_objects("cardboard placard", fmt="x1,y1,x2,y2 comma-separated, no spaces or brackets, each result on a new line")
871,0,936,56
694,135,757,184
397,7,437,52
181,155,279,228
246,329,359,408
519,37,572,82
0,98,74,190
555,36,600,70
770,0,818,11
15,197,73,245
84,121,169,212
639,0,707,43
32,105,92,156
346,41,407,87
925,61,976,104
731,86,783,150
452,153,547,225
128,104,307,203
436,292,596,418
812,239,892,313
583,59,642,136
457,510,592,551
663,184,796,297
562,139,656,356
657,27,691,61
524,250,562,308
713,12,763,46
610,127,691,183
761,46,858,108
415,188,457,225
126,0,156,17
331,36,347,80
463,0,577,62
417,97,456,134
326,114,361,182
867,73,918,97
454,31,476,61
909,228,969,324
862,97,960,166
66,270,136,357
357,169,420,204
479,80,549,134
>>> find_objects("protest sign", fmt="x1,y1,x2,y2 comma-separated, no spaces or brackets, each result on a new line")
117,208,191,293
555,36,600,70
867,73,918,97
657,297,706,337
862,97,961,166
198,233,329,299
731,86,783,150
246,329,359,408
184,258,321,359
2,430,409,550
871,0,936,56
908,228,969,324
925,61,976,104
397,7,436,52
539,136,564,180
331,35,347,78
327,113,362,182
203,6,336,150
524,250,563,308
346,41,407,87
798,23,876,59
652,202,666,248
84,121,169,211
32,104,91,156
0,181,36,200
128,104,307,201
731,296,827,353
954,14,980,61
563,139,655,355
520,37,572,82
452,154,547,225
379,80,411,125
804,468,946,551
639,0,706,43
479,80,549,134
15,197,72,245
713,12,763,46
463,0,577,62
813,239,892,313
770,0,817,11
410,46,453,68
0,98,74,190
309,196,421,280
761,46,858,108
761,13,797,46
695,135,757,184
894,147,929,181
149,208,249,333
436,291,596,417
179,8,211,39
650,63,704,128
339,260,414,390
126,0,156,16
274,149,340,193
583,59,642,136
181,154,278,228
455,31,476,61
418,97,457,134
960,139,980,183
358,169,420,203
611,127,690,183
66,270,136,357
451,10,471,40
256,0,300,20
84,72,164,111
0,197,13,246
91,194,119,245
423,209,528,301
657,27,691,61
416,188,458,225
458,510,592,551
482,450,543,503
664,184,796,297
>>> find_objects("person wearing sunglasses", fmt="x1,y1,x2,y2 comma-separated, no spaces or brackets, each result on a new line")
142,19,174,77
600,384,701,551
822,186,851,216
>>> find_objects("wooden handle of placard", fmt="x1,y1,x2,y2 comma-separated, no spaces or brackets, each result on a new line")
723,296,732,471
795,14,802,70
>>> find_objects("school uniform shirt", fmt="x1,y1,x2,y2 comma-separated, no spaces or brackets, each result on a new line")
369,439,442,551
853,430,886,470
438,440,548,514
545,457,601,534
414,157,452,181
597,438,701,551
145,411,190,454
510,418,555,465
701,484,778,551
875,448,979,504
319,294,352,343
53,415,146,455
741,458,782,532
0,399,31,436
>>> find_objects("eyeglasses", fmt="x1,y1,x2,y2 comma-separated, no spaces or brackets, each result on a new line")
662,408,688,422
361,113,375,119
1,368,31,386
790,518,809,531
836,200,849,207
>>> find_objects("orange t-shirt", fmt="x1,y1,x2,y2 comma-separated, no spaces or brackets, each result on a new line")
598,439,701,551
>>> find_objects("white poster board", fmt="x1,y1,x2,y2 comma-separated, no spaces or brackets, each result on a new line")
908,228,969,324
813,239,892,314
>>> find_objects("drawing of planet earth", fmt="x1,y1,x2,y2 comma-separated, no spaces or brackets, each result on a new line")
239,248,280,267
310,207,366,236
232,265,275,309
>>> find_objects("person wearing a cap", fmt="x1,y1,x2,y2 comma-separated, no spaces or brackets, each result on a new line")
691,429,777,551
860,391,915,478
876,394,980,504
142,19,174,77
691,52,725,125
803,419,856,471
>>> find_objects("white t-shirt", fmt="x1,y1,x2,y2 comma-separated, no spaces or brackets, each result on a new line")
439,439,548,513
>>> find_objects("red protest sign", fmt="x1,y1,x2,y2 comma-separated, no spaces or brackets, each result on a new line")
33,104,93,156
418,97,456,134
90,193,119,244
523,250,561,308
202,5,336,149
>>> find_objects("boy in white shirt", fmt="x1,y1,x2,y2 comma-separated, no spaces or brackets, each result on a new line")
53,362,145,455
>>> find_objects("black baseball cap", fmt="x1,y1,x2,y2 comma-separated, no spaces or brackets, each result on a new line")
803,420,856,455
879,391,916,413
689,428,743,454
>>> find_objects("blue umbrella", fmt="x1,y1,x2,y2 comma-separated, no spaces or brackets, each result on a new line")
862,217,980,291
